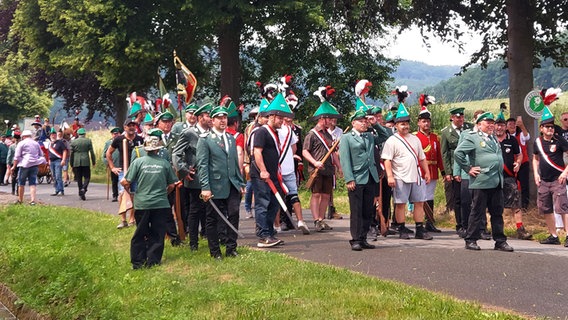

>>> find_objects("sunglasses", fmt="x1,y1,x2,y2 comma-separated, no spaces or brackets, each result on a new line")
543,125,555,129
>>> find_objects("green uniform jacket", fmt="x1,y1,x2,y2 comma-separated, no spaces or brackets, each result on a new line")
70,137,96,167
440,122,473,177
454,130,503,189
339,130,380,185
172,126,207,189
196,131,244,199
102,139,120,166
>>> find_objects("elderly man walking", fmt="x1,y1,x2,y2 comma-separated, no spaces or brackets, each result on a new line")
70,128,96,200
12,130,46,205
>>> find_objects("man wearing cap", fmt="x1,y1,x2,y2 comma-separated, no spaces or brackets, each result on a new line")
47,128,68,196
31,120,45,143
382,104,433,240
12,130,46,205
250,93,293,247
454,112,513,251
339,109,382,251
107,119,145,228
70,128,96,200
441,107,473,234
172,104,198,136
122,135,178,269
302,102,337,232
172,102,212,250
533,107,568,246
495,112,532,240
196,106,245,259
243,104,267,219
102,128,122,202
415,106,444,233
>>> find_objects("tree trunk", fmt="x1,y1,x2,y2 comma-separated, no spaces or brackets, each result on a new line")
114,91,127,127
506,0,536,201
218,17,243,104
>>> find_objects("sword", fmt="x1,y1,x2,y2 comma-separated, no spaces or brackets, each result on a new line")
201,195,245,238
264,178,297,230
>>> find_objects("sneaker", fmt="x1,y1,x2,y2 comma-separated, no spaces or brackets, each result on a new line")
314,220,324,232
245,211,253,219
50,192,59,196
540,235,561,245
116,221,129,229
415,227,433,240
321,221,333,230
516,226,532,240
257,237,282,248
29,201,36,206
297,220,310,235
275,226,282,233
401,225,414,234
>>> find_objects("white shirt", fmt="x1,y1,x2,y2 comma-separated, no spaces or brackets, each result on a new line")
278,124,299,175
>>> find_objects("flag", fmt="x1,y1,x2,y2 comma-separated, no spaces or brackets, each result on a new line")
173,50,197,107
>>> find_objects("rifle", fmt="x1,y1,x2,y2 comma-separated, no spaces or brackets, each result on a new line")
305,126,349,189
375,175,388,236
174,181,186,241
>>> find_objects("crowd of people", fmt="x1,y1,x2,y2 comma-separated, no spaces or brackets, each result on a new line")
3,82,568,269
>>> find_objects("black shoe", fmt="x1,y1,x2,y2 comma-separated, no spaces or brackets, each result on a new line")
480,232,492,240
465,242,481,250
189,245,198,251
351,243,363,251
425,222,442,233
80,194,86,201
385,229,397,236
401,226,414,234
170,238,182,247
361,241,376,249
540,235,561,245
494,242,514,252
367,226,378,241
213,253,223,260
112,196,118,202
457,228,467,238
50,192,59,196
226,250,239,257
565,237,568,247
516,226,533,240
415,227,433,240
399,232,410,240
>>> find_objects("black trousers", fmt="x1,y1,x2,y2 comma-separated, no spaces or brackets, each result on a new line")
0,162,7,184
180,186,190,233
206,186,240,256
348,181,376,244
518,162,530,209
131,207,169,268
451,179,462,230
187,188,207,248
460,179,472,230
110,171,119,198
465,186,506,244
73,166,91,195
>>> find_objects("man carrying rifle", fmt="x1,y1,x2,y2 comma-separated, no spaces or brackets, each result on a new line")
303,102,338,232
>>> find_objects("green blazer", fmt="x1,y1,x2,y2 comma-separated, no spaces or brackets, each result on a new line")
196,131,244,199
339,130,379,185
70,137,96,167
440,122,473,176
172,126,206,189
454,130,503,189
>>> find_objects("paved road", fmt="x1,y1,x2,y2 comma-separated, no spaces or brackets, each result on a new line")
1,182,568,319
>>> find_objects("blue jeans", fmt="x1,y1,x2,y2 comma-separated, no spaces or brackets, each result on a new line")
50,159,64,193
252,178,279,239
244,180,253,212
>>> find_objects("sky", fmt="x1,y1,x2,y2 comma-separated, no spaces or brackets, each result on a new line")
384,27,482,66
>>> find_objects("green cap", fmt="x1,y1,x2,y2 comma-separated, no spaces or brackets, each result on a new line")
185,103,198,113
350,109,367,122
50,128,57,134
355,97,370,112
77,128,86,135
147,128,163,138
369,106,382,115
226,101,239,118
143,113,154,125
540,106,554,125
475,112,495,123
312,101,341,120
211,106,229,118
155,111,174,124
385,111,395,123
394,103,410,123
259,99,270,116
128,102,143,118
195,102,213,116
265,93,294,118
449,107,465,116
495,110,506,123
110,127,122,134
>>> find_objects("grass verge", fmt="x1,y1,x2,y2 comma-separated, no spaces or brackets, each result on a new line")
0,204,525,319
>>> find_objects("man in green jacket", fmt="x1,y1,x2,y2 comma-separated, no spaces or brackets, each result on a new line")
70,128,96,200
454,112,513,252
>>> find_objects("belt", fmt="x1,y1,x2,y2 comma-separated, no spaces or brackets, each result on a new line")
427,160,437,165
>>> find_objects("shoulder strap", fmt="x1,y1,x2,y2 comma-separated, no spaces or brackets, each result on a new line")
536,137,565,172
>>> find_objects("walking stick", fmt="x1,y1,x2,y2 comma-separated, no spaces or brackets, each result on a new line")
305,126,350,189
174,181,186,241
106,166,110,200
376,176,387,236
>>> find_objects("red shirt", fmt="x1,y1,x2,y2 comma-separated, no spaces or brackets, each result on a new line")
415,130,444,180
226,127,244,150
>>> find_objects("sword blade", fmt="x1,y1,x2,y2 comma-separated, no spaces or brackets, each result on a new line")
209,199,245,239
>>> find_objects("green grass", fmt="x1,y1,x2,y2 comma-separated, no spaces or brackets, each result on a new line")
0,205,525,320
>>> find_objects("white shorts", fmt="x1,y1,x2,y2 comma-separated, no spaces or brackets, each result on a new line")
392,179,427,204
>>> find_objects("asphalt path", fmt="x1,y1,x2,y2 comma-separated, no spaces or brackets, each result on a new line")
1,182,567,319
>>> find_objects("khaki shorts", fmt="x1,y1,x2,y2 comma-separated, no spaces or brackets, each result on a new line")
310,174,333,195
537,180,568,214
